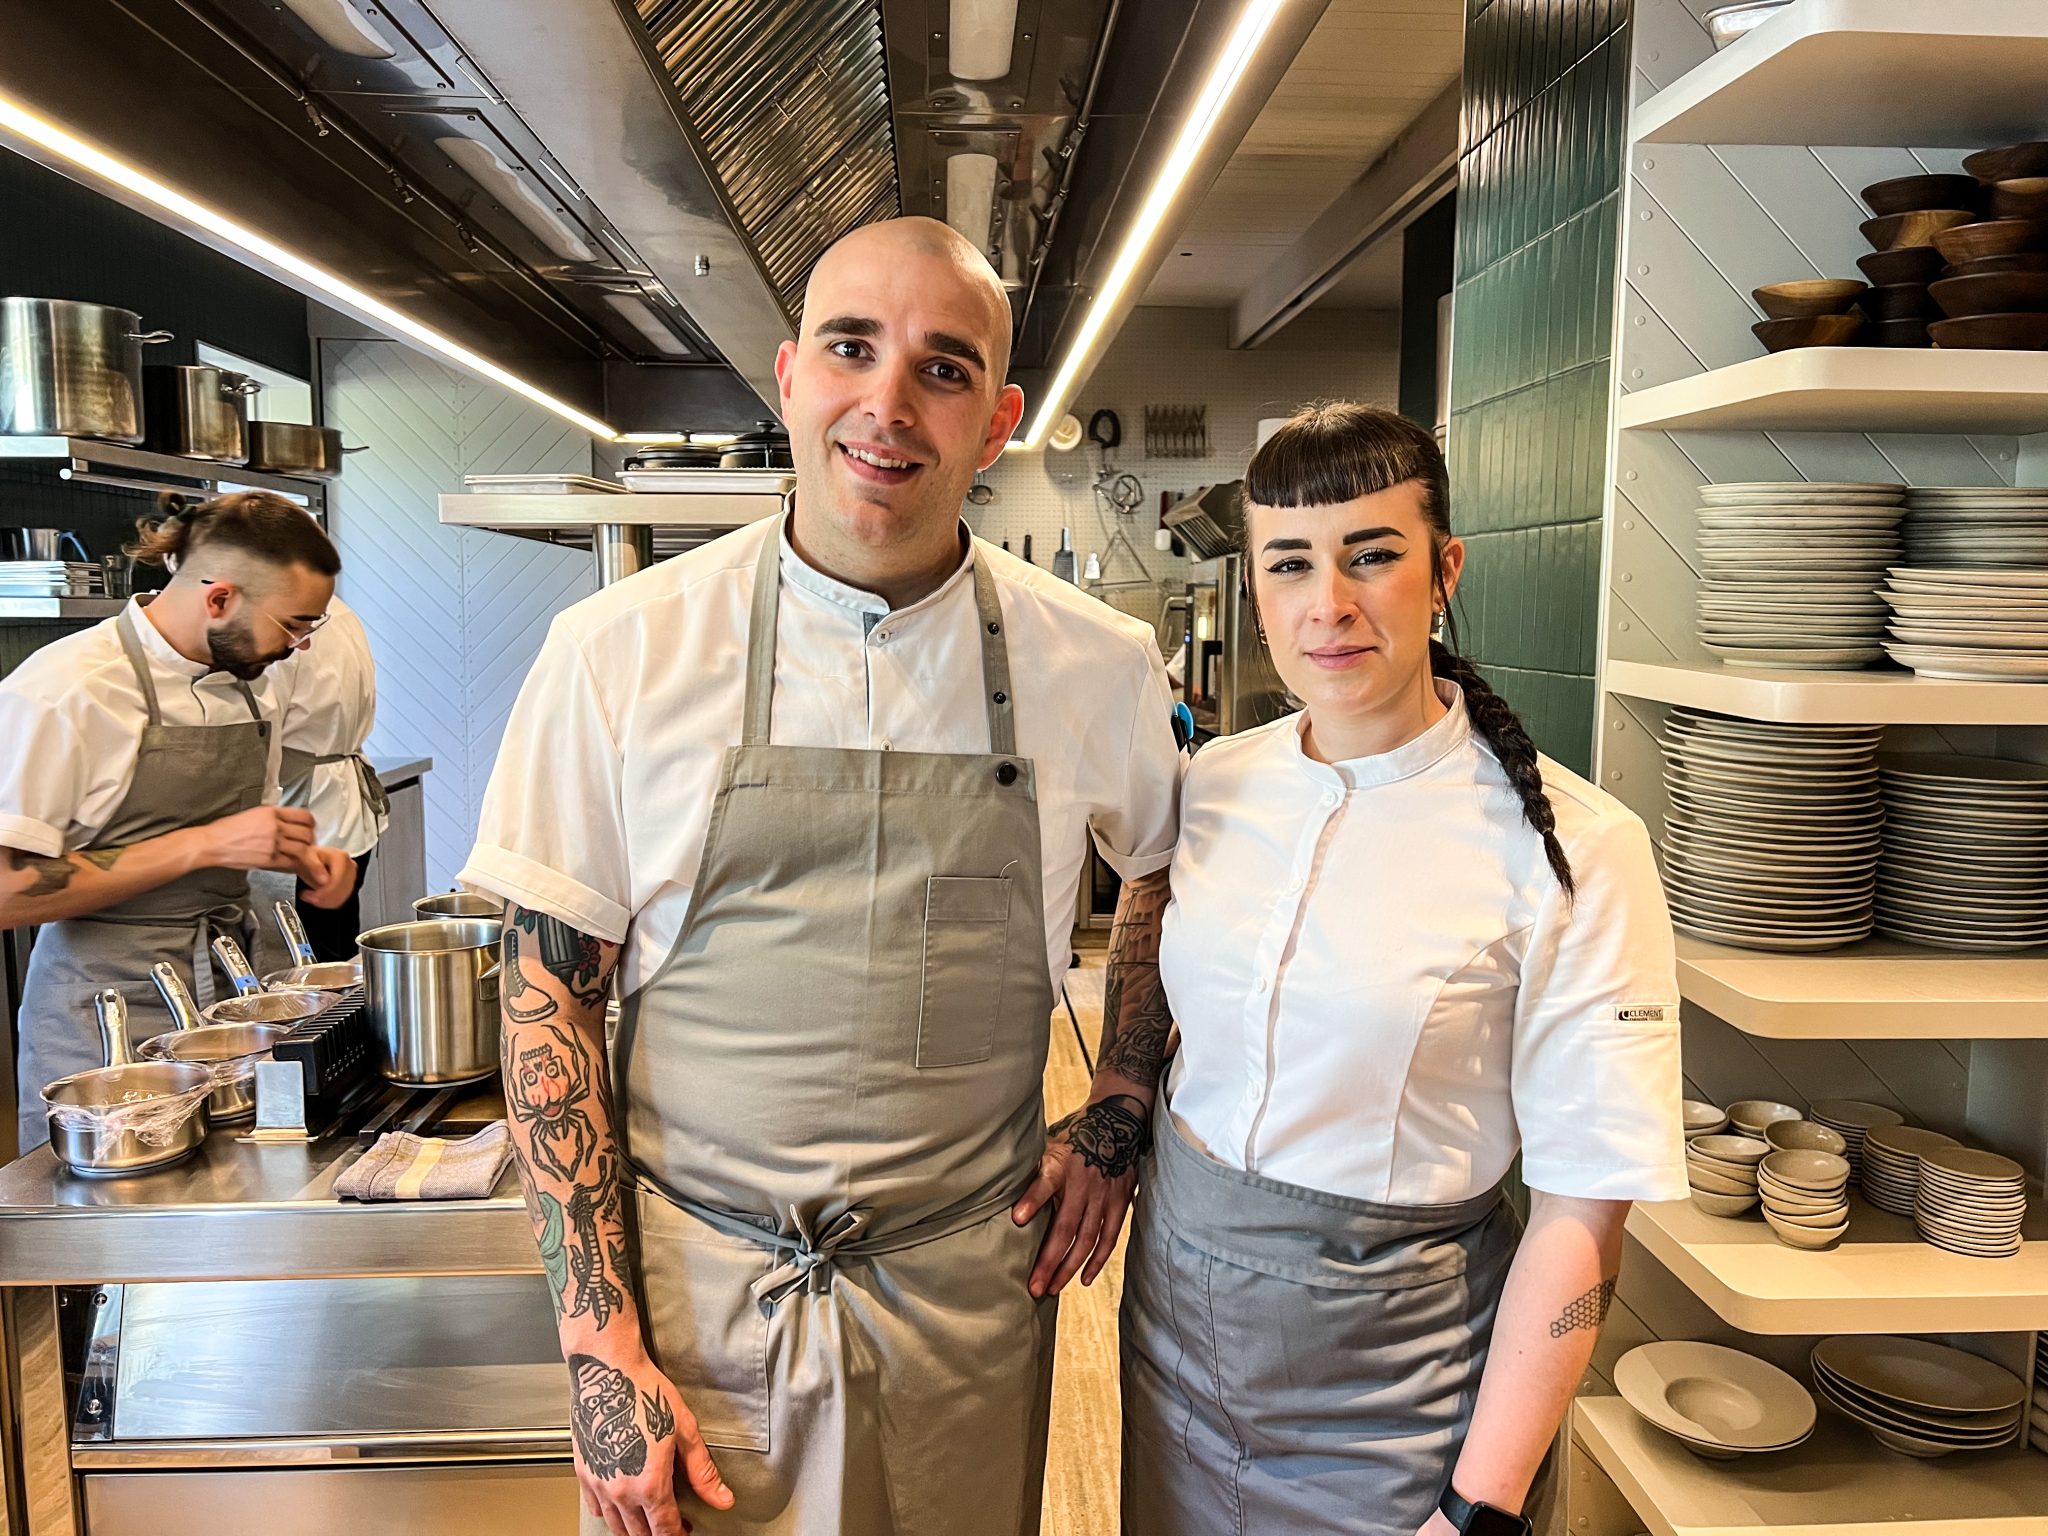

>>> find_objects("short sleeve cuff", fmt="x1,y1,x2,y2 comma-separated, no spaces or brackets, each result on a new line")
1521,1156,1691,1204
1091,832,1175,883
458,845,631,945
0,813,66,860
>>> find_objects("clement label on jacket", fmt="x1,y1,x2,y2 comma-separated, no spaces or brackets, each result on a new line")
1614,1005,1671,1024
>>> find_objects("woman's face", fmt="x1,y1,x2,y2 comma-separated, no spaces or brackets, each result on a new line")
1246,478,1463,725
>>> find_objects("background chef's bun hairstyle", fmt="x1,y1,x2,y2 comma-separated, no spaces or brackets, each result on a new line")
128,489,341,577
1243,401,1575,899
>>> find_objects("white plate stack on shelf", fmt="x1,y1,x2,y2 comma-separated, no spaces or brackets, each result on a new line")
1859,1125,1960,1216
1806,1099,1904,1177
1914,1147,2028,1260
0,561,99,597
1876,753,2048,951
1902,486,2048,567
1615,1341,1815,1461
1881,568,2048,680
1757,1149,1852,1250
1694,481,1904,669
1657,709,1882,952
1810,1336,2026,1459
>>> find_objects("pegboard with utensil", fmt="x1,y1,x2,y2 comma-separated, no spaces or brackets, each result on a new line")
1144,404,1207,458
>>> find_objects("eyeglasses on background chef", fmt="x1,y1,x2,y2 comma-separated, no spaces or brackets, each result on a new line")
198,576,332,646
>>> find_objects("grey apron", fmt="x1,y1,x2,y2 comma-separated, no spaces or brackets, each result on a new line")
15,604,271,1150
1120,1109,1522,1536
278,745,391,825
597,523,1058,1535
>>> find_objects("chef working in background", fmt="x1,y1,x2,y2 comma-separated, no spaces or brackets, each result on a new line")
464,215,1184,1536
0,491,354,1153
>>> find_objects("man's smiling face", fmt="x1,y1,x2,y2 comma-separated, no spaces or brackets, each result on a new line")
774,218,1023,558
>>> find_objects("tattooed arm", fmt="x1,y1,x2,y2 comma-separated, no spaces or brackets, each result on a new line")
499,902,734,1536
1012,866,1173,1296
1418,1194,1630,1532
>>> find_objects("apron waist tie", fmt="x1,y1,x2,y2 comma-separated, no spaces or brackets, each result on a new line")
640,1182,1021,1309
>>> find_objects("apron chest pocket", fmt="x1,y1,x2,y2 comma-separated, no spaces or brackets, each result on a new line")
917,875,1012,1068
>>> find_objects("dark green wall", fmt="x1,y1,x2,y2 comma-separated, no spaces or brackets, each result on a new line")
1444,0,1630,777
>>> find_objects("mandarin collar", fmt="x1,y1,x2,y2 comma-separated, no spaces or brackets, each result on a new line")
127,595,212,680
1287,681,1471,790
777,519,975,620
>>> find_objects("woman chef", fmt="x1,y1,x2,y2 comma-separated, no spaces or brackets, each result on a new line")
1120,404,1688,1536
0,492,354,1153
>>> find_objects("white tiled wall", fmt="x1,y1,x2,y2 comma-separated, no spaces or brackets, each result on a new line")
967,305,1402,636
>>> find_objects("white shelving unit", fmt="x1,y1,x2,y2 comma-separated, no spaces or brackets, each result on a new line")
1677,935,2048,1040
1632,0,2048,149
1614,349,2048,435
1574,1395,2048,1536
1606,660,2048,727
1627,1195,2048,1334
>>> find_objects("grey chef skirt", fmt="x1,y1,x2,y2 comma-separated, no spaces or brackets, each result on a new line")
1120,1111,1524,1536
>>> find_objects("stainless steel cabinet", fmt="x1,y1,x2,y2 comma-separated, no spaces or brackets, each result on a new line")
358,776,426,931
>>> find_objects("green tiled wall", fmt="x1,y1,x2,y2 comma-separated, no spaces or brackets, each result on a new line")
1445,0,1631,777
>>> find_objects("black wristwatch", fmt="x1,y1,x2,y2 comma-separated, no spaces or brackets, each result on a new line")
1439,1485,1531,1536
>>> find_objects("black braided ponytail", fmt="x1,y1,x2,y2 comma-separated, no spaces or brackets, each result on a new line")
1243,401,1575,900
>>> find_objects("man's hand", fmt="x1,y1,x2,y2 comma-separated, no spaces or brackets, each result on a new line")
570,1350,734,1536
198,805,317,873
1012,1093,1149,1297
295,845,355,908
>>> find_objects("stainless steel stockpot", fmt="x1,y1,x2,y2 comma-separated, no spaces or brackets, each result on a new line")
413,891,505,920
143,363,262,464
0,298,173,443
41,990,212,1176
358,918,502,1087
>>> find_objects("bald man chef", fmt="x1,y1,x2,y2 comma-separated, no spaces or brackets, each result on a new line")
465,218,1184,1535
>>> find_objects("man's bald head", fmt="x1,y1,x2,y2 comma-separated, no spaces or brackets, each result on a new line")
804,217,1014,385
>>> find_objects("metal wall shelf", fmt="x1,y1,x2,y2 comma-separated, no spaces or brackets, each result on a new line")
0,436,331,508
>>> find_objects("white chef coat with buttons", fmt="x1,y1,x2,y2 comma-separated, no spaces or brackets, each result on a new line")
462,516,1182,994
275,595,386,857
1161,684,1688,1207
0,596,294,858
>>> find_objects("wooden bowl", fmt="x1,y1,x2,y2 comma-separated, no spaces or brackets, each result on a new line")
1858,246,1945,286
1861,209,1974,250
1989,178,2048,220
1929,313,2048,349
1861,173,1979,216
1933,219,2048,264
1964,142,2048,183
1945,251,2048,277
1752,314,1864,352
1866,318,1931,347
1929,272,2048,317
1753,279,1866,318
1856,283,1937,321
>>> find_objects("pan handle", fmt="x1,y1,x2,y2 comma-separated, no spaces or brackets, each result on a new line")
150,963,206,1031
274,901,316,967
94,989,133,1067
211,934,263,996
339,444,371,454
125,330,174,345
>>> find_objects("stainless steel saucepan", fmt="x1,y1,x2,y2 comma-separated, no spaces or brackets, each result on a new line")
358,918,502,1087
267,901,364,990
211,933,345,1015
144,964,294,1121
41,991,213,1175
413,891,505,920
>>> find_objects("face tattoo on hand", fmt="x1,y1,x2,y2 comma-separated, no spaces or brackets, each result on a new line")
569,1354,648,1479
507,1022,597,1183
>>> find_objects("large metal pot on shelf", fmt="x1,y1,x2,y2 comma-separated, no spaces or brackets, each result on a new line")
143,363,262,464
358,917,502,1087
621,441,725,472
245,421,366,479
718,420,793,469
0,298,172,443
40,990,213,1176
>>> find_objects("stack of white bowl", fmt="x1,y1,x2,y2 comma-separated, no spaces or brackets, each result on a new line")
1859,1124,1960,1216
1728,1098,1802,1140
1758,1149,1852,1249
1682,1099,1729,1140
1695,481,1904,669
1812,1336,2026,1458
1881,567,2048,680
1903,486,2048,567
1658,710,1883,952
1685,1132,1768,1216
1915,1146,2028,1259
1876,753,2048,951
1616,1341,1816,1460
1807,1099,1904,1176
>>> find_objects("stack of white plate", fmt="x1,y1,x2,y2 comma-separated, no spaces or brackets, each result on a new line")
1915,1146,2028,1259
1658,709,1882,951
1904,486,2048,568
1807,1099,1904,1176
1695,481,1904,669
1811,1336,2025,1458
0,560,98,596
1685,1132,1767,1216
1876,753,2048,951
1616,1341,1816,1460
1881,567,2048,680
1758,1149,1852,1249
1860,1124,1960,1216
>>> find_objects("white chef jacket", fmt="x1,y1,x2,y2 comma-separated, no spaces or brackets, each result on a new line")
0,596,297,858
462,516,1182,994
1160,684,1689,1207
275,595,387,857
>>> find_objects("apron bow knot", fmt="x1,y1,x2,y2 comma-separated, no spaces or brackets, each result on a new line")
750,1205,872,1307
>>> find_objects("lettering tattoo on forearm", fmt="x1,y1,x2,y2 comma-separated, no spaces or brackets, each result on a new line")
1098,870,1173,1086
1057,1093,1151,1178
1549,1276,1619,1338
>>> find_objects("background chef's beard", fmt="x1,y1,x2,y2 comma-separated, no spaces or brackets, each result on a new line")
206,616,280,681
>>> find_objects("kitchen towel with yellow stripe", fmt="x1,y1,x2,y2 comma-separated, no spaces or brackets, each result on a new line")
335,1121,512,1201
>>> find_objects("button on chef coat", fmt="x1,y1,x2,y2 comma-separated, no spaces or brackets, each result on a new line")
0,597,295,858
1160,685,1688,1207
462,516,1181,994
276,596,386,857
